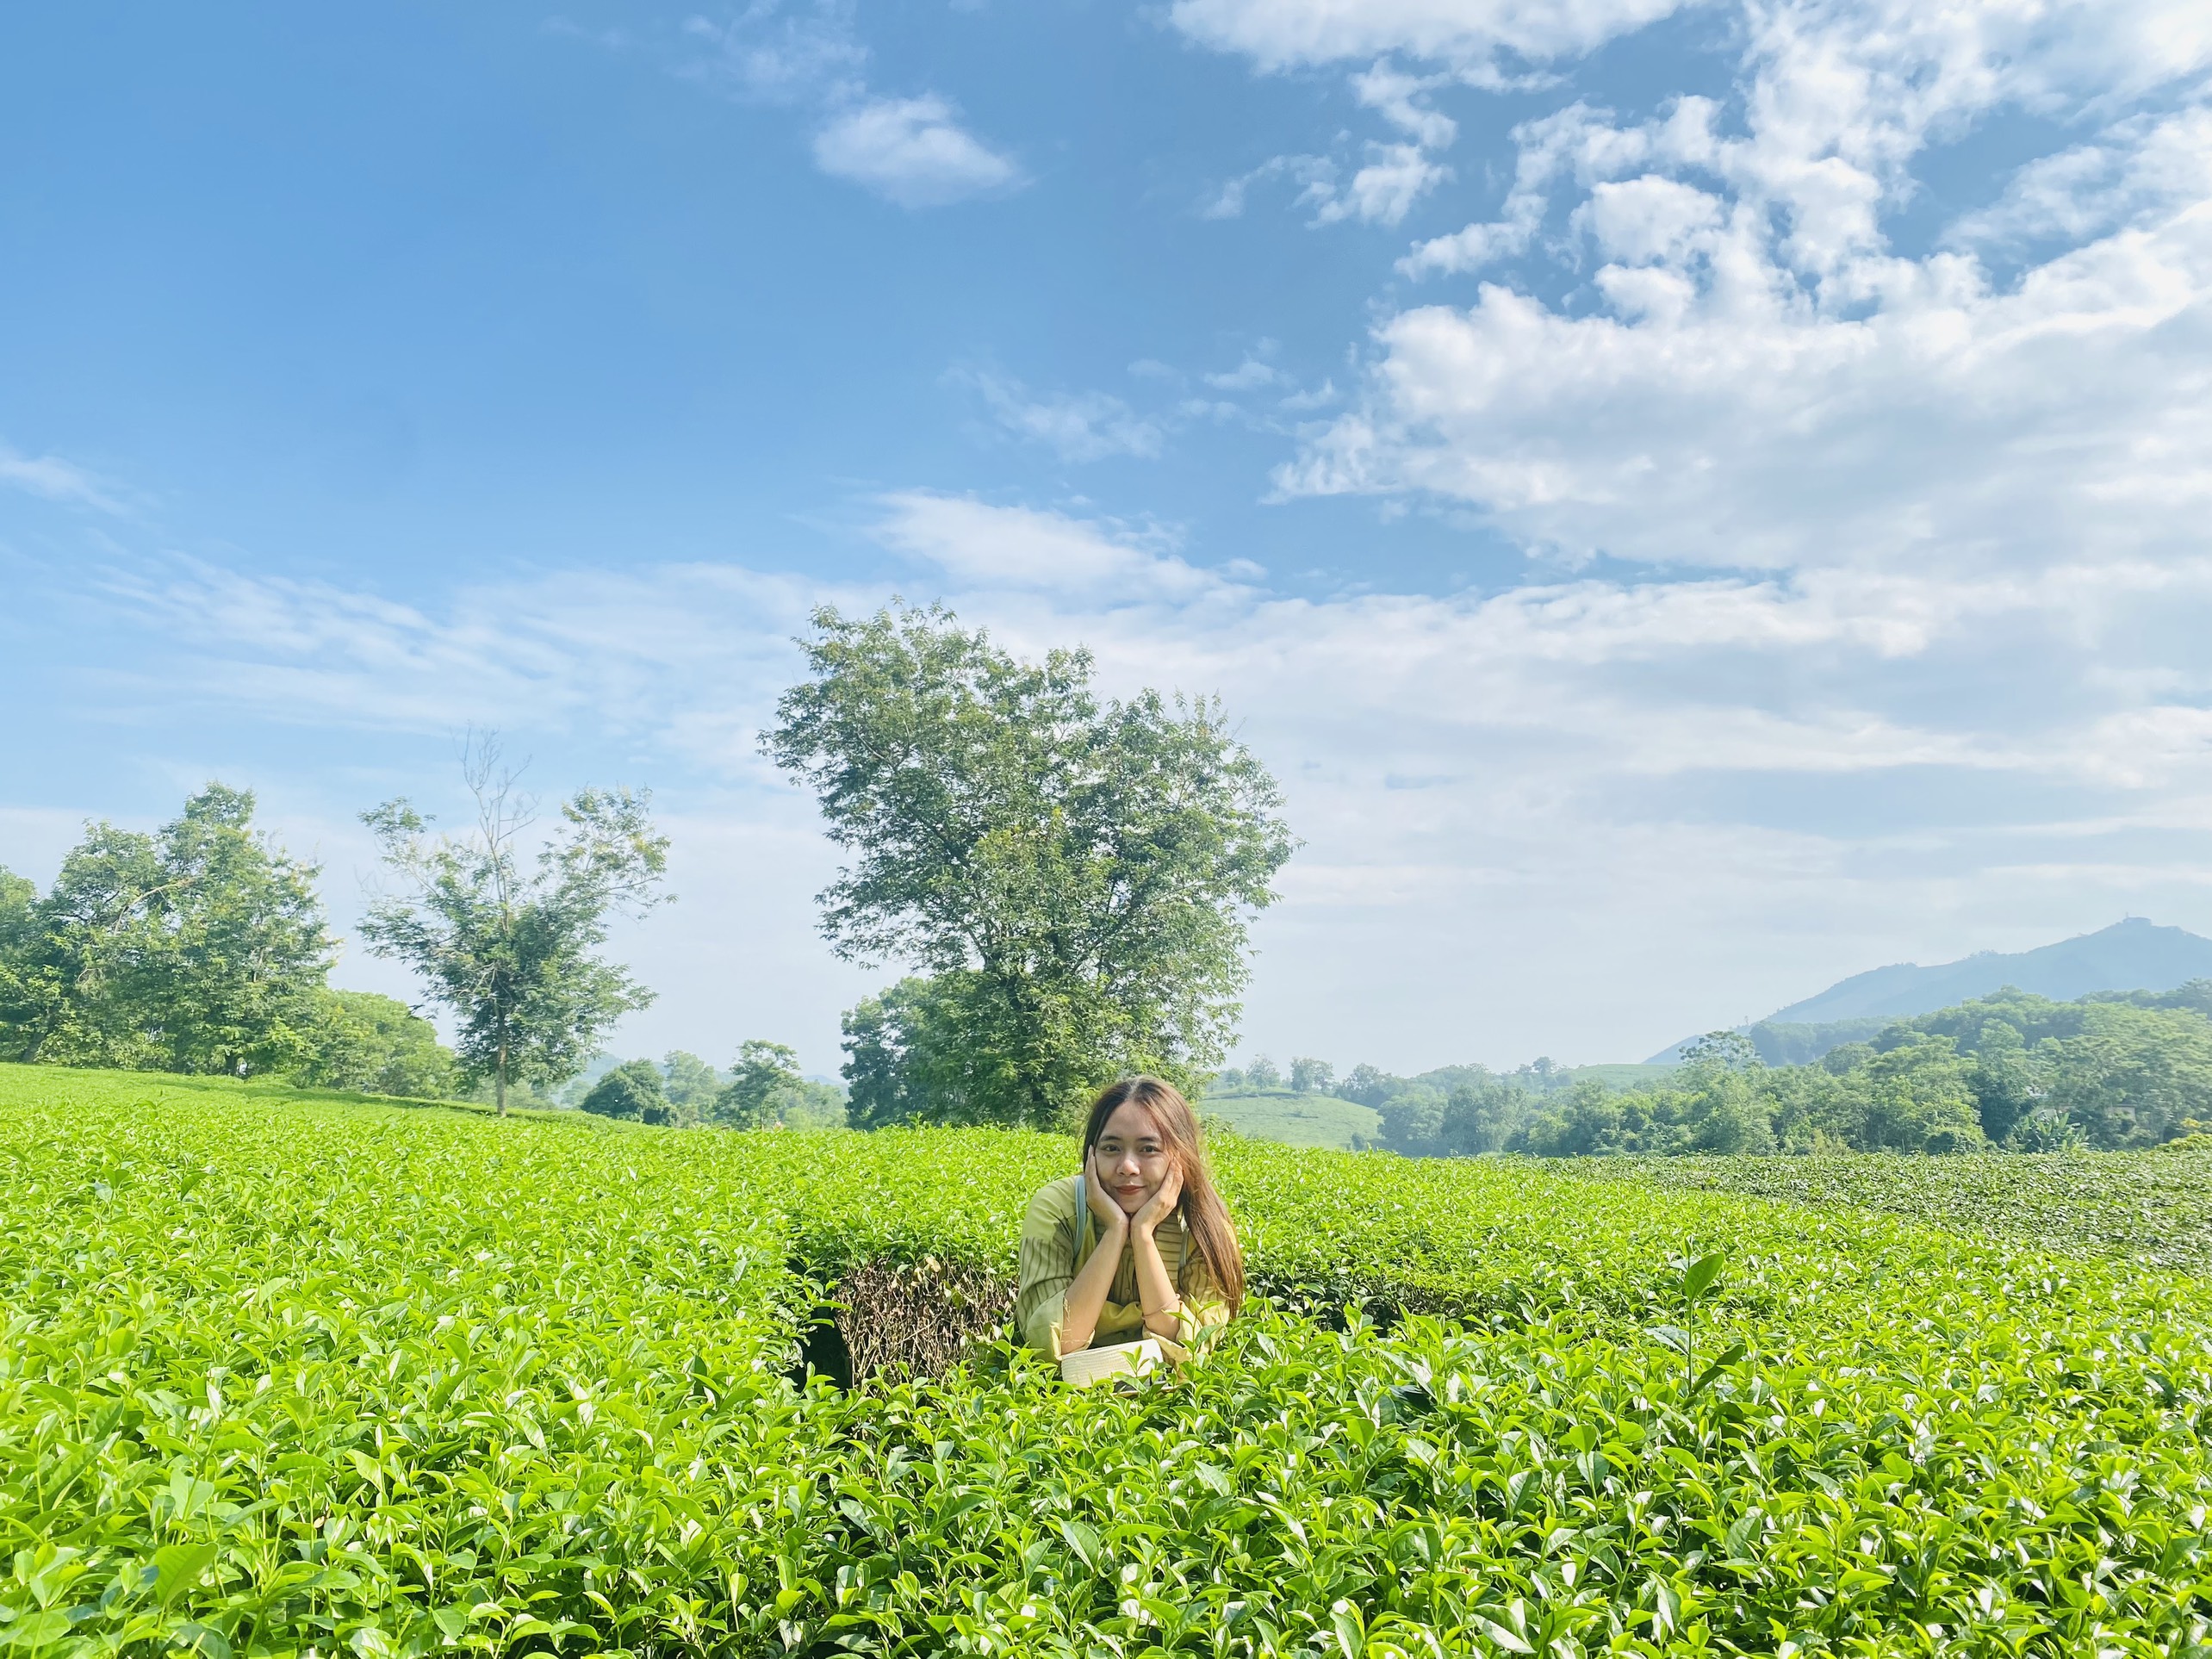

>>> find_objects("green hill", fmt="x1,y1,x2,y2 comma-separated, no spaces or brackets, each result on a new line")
1197,1089,1380,1149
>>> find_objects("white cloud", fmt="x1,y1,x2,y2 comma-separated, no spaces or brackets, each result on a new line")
1398,100,1645,276
1205,351,1284,390
812,94,1022,207
58,471,2212,1070
1209,133,1451,231
955,370,1164,461
674,6,1019,208
1201,153,1333,220
0,443,122,513
1308,142,1453,226
1168,0,1691,72
1949,108,2212,252
1290,3,2212,581
684,6,864,102
872,492,1227,602
1575,173,1725,263
1202,57,1461,231
1351,65,1458,148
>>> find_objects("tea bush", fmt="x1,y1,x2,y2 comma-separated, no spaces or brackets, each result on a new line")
5,1065,2212,1656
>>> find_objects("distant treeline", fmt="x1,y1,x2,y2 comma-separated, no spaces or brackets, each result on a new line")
0,785,830,1126
1332,986,2212,1158
0,786,461,1095
568,1046,846,1130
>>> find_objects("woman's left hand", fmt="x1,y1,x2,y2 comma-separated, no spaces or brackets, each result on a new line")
1131,1164,1183,1235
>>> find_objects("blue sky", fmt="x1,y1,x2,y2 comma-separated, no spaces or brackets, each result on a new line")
6,0,2212,1075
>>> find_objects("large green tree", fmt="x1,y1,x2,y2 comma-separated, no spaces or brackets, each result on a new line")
291,989,457,1098
0,786,331,1073
768,604,1294,1128
714,1038,805,1128
661,1050,725,1122
581,1059,674,1124
359,742,669,1115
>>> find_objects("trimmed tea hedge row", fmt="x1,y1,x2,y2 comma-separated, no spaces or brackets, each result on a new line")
691,1127,2196,1372
1585,1146,2212,1277
5,1067,2212,1656
1,1079,812,1659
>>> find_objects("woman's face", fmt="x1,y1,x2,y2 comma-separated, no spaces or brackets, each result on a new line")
1090,1100,1173,1215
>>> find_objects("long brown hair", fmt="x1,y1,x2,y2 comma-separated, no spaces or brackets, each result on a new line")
1082,1076,1245,1314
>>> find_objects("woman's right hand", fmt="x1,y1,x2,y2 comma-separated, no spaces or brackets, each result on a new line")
1084,1159,1129,1238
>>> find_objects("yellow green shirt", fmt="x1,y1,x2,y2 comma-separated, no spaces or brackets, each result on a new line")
1014,1174,1231,1359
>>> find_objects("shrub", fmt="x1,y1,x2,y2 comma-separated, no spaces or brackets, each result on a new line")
580,1056,673,1123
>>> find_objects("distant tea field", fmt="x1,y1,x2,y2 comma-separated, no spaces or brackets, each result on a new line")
9,1062,2212,1656
1197,1089,1379,1149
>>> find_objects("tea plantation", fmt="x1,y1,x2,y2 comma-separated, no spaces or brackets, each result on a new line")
8,1065,2212,1657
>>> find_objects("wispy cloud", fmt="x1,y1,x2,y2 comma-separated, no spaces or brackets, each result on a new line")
1168,0,1689,74
812,95,1022,206
69,491,2212,1062
953,368,1165,460
674,3,1021,206
0,442,125,513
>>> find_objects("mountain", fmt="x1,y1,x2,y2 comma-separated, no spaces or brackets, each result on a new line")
1647,918,2212,1062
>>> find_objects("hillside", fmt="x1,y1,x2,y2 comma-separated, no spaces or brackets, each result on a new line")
12,1062,2212,1654
1197,1089,1379,1149
1650,916,2212,1060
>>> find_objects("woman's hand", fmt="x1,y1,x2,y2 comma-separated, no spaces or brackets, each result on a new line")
1084,1162,1131,1240
1131,1163,1183,1236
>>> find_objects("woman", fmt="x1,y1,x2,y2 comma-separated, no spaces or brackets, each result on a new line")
1014,1075,1245,1362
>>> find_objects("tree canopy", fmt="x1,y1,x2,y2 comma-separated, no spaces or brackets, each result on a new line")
359,742,669,1115
716,1039,805,1129
768,604,1293,1128
581,1059,672,1124
0,786,331,1075
292,990,457,1099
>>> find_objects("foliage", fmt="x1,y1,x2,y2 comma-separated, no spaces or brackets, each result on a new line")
1288,1055,1334,1094
841,972,1056,1129
358,739,669,1115
716,1038,805,1128
1343,991,2212,1160
580,1057,674,1123
7,1063,2212,1656
1600,1145,2212,1278
287,989,457,1098
659,1048,724,1121
768,603,1294,1128
775,1078,849,1130
0,786,331,1075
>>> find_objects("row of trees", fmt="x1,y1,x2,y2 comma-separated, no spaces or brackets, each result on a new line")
1211,1056,1338,1095
0,759,814,1123
0,785,333,1075
578,1042,844,1129
3,607,1293,1137
0,784,463,1093
1344,988,2212,1159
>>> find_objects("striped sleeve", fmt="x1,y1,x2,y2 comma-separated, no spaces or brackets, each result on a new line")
1014,1176,1081,1359
1174,1253,1230,1346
